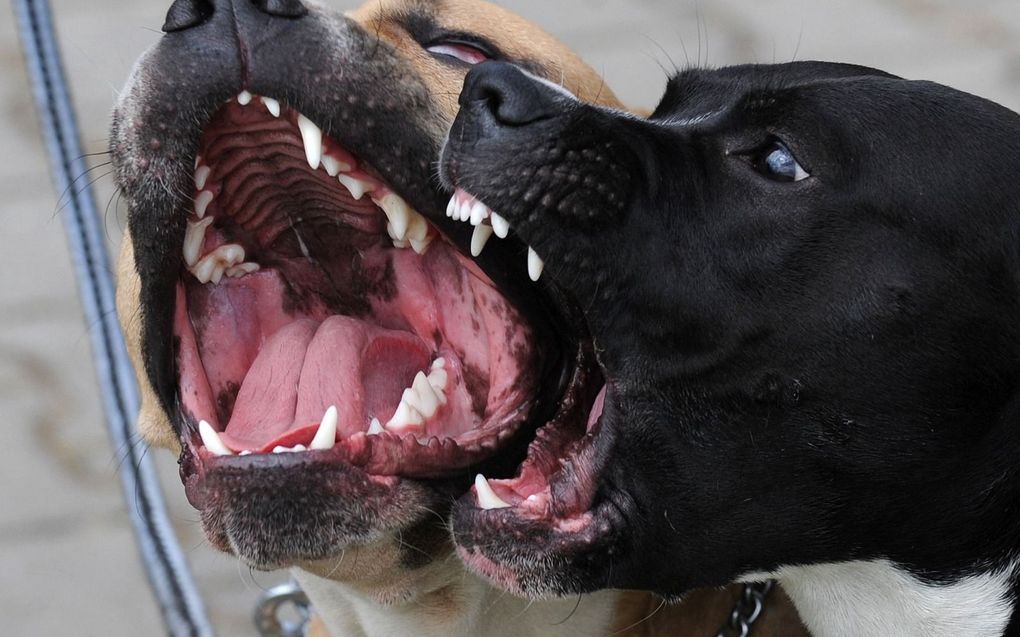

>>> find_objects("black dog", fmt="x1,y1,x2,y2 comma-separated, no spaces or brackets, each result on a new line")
440,61,1020,636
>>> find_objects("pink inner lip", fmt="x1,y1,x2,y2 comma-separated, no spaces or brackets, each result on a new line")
174,97,543,474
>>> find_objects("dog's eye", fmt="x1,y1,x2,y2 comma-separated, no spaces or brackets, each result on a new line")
755,141,810,182
427,42,490,65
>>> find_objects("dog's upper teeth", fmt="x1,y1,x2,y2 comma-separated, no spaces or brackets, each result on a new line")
297,114,323,170
183,217,215,267
321,154,354,177
309,405,338,451
375,192,412,240
469,201,490,226
260,96,281,118
490,213,510,239
273,444,308,454
471,224,494,257
475,474,511,510
237,90,253,106
194,165,211,190
527,247,544,282
194,190,214,219
367,417,385,435
446,197,457,218
192,244,245,284
199,420,234,456
338,174,374,200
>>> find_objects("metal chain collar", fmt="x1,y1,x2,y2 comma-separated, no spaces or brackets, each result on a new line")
716,580,776,637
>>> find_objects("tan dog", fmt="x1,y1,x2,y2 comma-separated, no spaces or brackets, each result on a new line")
112,0,806,635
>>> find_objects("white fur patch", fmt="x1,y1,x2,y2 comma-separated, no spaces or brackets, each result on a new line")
747,560,1016,637
294,568,619,637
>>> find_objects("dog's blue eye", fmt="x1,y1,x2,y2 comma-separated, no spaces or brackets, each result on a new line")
427,43,489,65
759,142,810,182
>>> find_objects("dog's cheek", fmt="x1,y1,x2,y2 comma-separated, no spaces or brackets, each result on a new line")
116,233,179,452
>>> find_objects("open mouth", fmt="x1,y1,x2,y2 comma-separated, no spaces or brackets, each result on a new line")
175,93,598,490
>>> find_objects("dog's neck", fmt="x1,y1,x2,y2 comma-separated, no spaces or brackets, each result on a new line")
771,560,1018,637
293,567,619,637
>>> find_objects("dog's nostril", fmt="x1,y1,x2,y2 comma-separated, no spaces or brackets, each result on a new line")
462,62,556,127
250,0,308,18
162,0,214,33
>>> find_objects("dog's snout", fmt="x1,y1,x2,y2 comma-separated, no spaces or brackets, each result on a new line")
460,62,561,127
162,0,307,33
163,0,214,32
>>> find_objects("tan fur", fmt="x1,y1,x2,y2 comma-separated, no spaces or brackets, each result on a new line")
115,0,807,634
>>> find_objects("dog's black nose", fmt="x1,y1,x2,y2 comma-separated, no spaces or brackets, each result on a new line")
163,0,214,32
460,61,563,127
163,0,307,33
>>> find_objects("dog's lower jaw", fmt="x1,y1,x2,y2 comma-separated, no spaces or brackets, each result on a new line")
750,559,1018,637
293,566,620,637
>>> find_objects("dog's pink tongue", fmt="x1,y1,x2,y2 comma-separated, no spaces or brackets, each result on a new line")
222,316,430,451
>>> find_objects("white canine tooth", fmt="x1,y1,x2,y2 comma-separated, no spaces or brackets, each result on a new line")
469,201,489,226
367,418,385,435
194,165,211,190
194,190,214,219
471,224,494,257
475,474,511,510
237,90,253,106
528,246,545,282
260,96,281,117
297,114,323,170
199,420,234,456
310,405,338,450
226,262,260,278
183,217,215,267
491,213,510,239
376,193,411,240
338,174,373,200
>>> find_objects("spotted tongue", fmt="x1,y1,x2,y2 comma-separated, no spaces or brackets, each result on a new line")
221,316,432,452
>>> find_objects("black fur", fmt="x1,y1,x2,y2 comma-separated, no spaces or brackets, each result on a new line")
441,61,1020,624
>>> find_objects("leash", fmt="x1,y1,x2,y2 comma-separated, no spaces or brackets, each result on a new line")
11,0,215,634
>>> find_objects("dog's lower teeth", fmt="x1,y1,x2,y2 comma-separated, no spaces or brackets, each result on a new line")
475,474,511,510
310,405,339,451
528,246,545,282
471,224,494,257
225,262,260,278
297,114,323,170
273,444,308,454
192,244,245,284
367,418,385,435
199,420,234,456
237,90,253,106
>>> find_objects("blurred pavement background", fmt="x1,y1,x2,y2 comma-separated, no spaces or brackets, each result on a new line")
1,0,1018,634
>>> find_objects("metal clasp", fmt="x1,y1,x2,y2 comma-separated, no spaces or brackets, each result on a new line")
255,581,312,637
